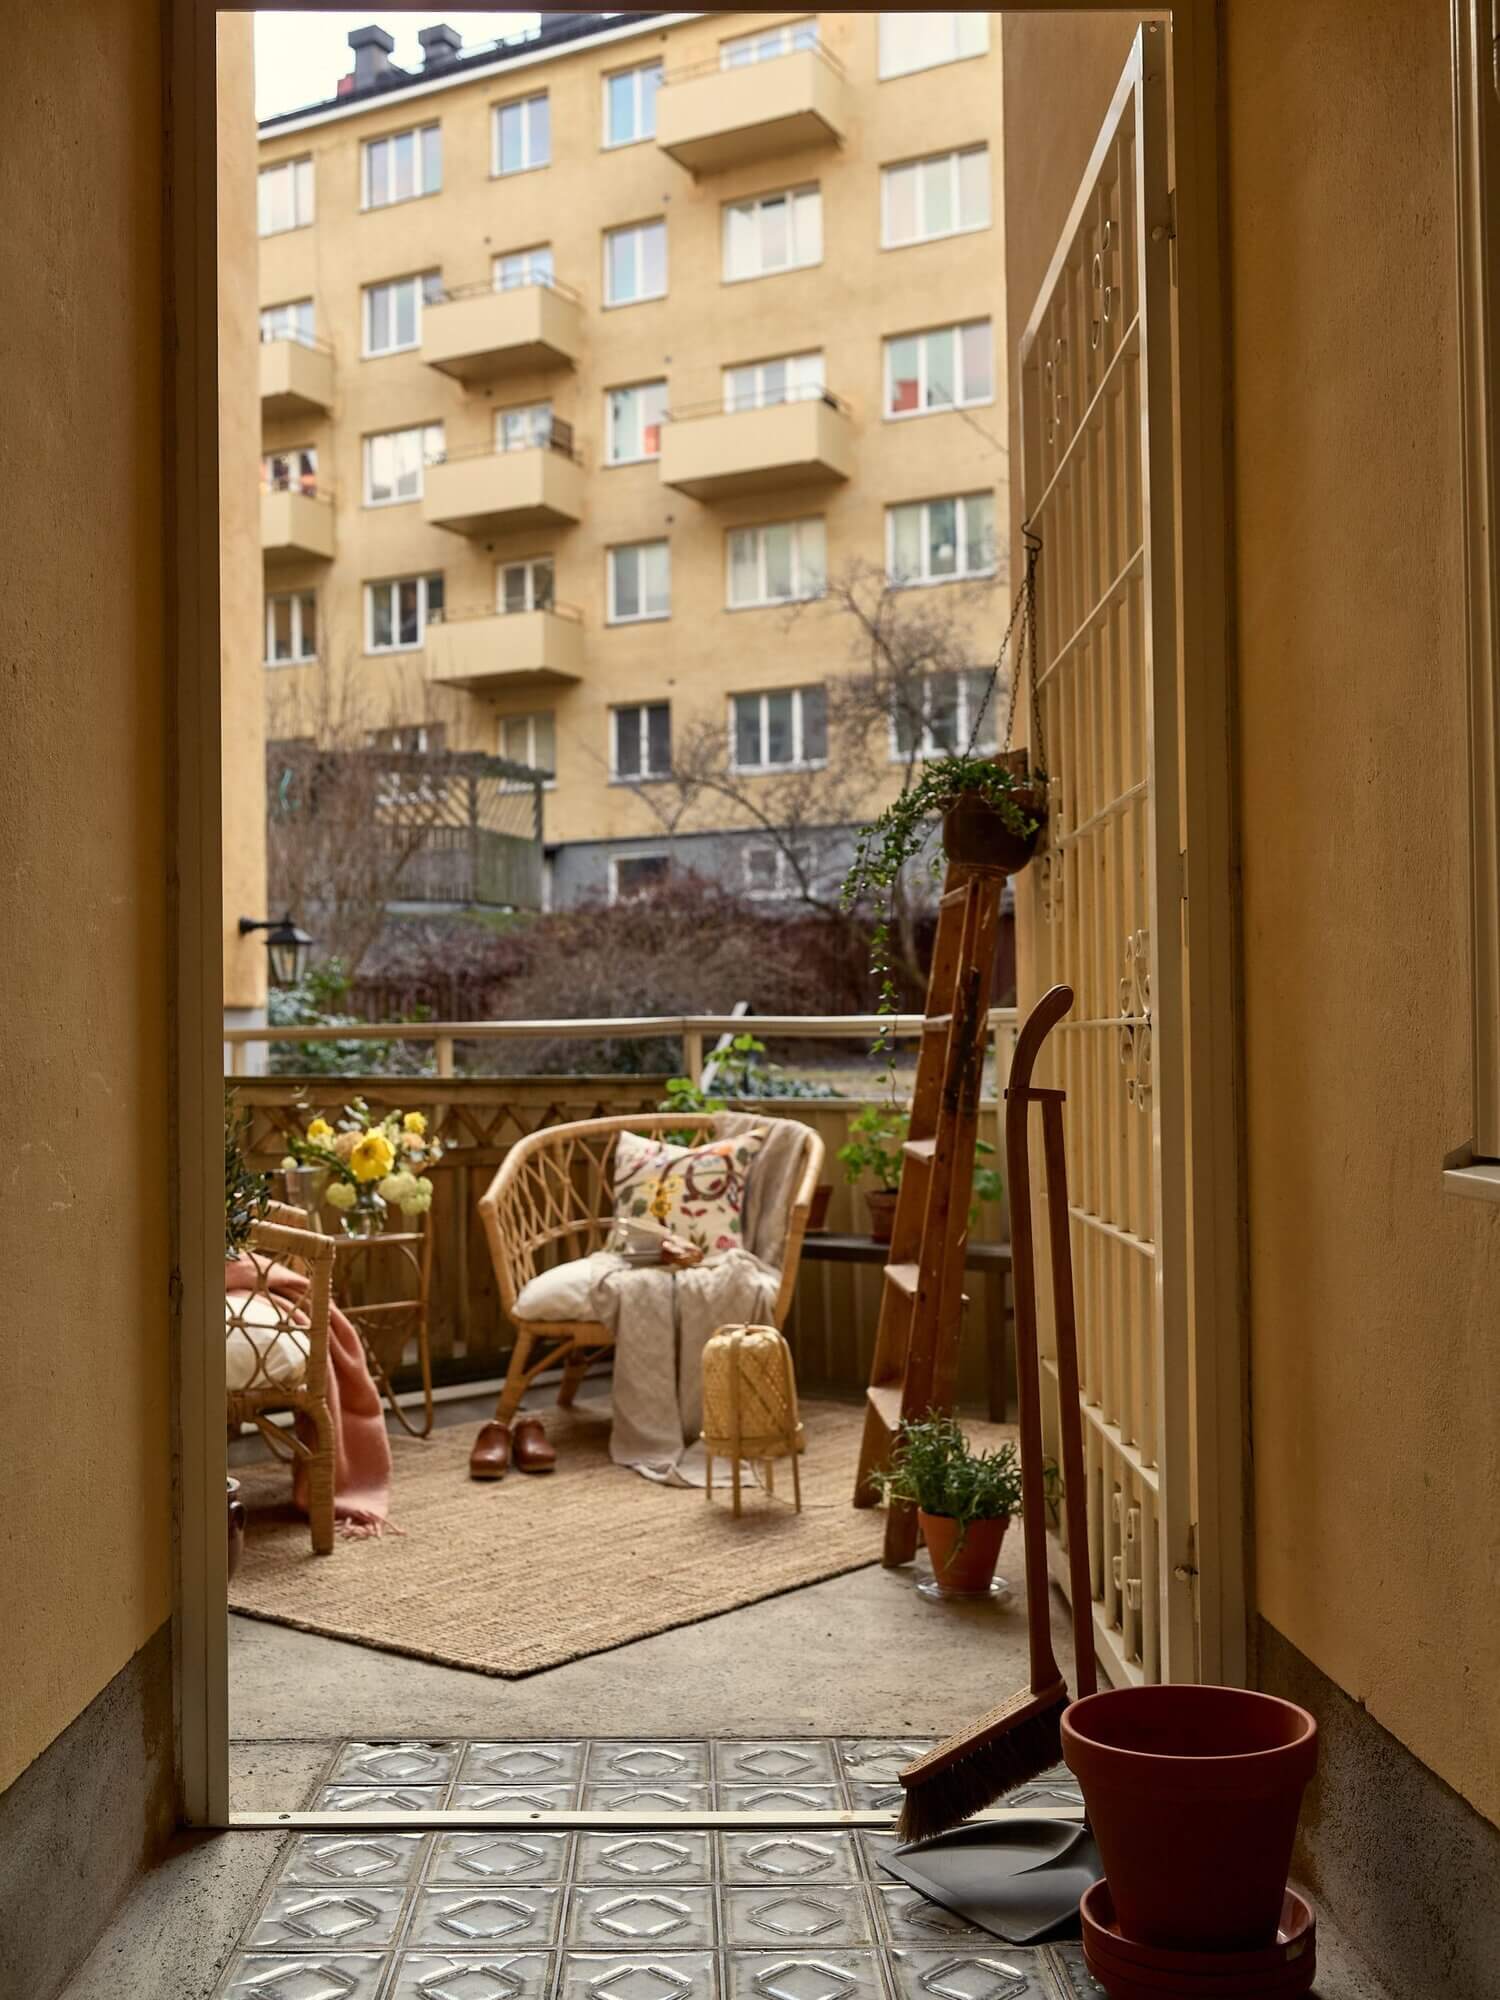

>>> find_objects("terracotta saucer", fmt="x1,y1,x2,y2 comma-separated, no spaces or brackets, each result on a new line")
1081,1880,1316,1998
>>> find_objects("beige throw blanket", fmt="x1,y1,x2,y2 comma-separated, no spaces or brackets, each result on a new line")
510,1113,807,1484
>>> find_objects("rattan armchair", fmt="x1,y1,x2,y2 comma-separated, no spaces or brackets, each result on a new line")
477,1112,824,1426
225,1213,337,1555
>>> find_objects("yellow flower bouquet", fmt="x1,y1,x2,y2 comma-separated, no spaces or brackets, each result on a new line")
284,1096,443,1236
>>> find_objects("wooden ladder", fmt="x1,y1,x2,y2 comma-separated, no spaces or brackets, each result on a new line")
852,862,1006,1566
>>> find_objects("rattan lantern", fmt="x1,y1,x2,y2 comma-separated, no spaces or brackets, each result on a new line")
701,1323,805,1517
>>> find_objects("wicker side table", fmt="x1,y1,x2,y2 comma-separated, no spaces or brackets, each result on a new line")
701,1323,805,1517
333,1223,435,1437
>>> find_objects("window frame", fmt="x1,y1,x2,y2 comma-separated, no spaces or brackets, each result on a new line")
878,11,989,80
602,58,664,148
259,299,315,347
609,851,672,903
720,18,818,68
605,380,669,466
886,491,997,587
722,351,825,413
726,518,828,611
722,183,823,284
609,704,672,783
361,121,442,210
729,685,829,773
498,710,558,787
496,557,556,616
888,668,1000,763
362,271,442,358
493,401,556,454
884,320,995,420
362,422,444,507
263,589,318,668
880,144,991,250
257,155,314,237
491,91,551,176
742,840,814,900
607,541,671,626
493,244,554,292
261,446,318,496
603,219,668,308
363,572,445,656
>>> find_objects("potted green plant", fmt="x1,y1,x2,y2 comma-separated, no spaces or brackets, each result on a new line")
837,1105,1003,1243
874,1413,1023,1596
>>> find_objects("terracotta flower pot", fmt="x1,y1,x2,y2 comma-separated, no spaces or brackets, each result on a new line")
865,1188,898,1242
226,1477,246,1583
943,789,1046,875
1062,1685,1318,1954
918,1510,1008,1595
807,1182,833,1232
1081,1879,1317,1996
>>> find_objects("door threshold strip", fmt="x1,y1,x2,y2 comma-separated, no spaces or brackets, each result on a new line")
231,1805,1088,1831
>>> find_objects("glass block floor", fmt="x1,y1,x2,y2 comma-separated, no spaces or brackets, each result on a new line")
217,1739,1099,1999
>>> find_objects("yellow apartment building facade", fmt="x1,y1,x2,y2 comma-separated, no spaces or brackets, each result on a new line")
256,9,1010,907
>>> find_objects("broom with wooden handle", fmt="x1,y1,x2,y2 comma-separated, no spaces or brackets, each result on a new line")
897,983,1097,1842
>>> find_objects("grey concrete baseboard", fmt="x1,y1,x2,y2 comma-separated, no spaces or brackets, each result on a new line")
1257,1618,1499,1999
0,1620,176,2000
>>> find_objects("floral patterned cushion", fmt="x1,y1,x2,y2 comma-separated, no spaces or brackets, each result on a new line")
611,1127,767,1256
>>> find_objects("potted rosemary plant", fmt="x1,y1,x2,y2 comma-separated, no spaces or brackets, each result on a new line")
875,1413,1024,1596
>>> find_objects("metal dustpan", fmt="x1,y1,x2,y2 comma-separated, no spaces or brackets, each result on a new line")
883,1816,1104,1945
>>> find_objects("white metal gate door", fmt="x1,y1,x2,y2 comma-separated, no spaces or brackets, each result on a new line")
1017,29,1197,1687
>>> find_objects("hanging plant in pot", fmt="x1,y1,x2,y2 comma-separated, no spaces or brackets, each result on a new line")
874,1413,1024,1597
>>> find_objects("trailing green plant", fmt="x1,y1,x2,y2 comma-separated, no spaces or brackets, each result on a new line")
872,1413,1023,1530
660,1032,843,1139
225,1090,270,1258
837,1102,1003,1217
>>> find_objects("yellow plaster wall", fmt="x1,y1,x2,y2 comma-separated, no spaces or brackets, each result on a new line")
0,0,173,1790
221,15,269,1012
1003,3,1500,1825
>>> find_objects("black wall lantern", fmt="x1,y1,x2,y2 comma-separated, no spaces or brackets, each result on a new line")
238,912,314,989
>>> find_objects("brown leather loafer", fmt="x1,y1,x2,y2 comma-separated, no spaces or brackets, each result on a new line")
512,1416,557,1474
469,1420,512,1481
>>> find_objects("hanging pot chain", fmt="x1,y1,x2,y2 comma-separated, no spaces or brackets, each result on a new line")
966,523,1045,775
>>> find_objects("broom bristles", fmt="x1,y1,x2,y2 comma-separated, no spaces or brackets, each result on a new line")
896,1681,1068,1844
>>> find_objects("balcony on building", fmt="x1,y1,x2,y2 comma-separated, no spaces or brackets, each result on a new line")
260,479,336,564
259,331,335,417
656,42,848,174
659,389,853,501
426,602,585,693
423,425,584,537
421,276,583,385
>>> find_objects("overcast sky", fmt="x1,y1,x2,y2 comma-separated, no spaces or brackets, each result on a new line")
255,12,541,121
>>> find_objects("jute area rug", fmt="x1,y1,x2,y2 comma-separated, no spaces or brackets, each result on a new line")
230,1398,891,1678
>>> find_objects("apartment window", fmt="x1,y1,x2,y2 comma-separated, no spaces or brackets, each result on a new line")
494,244,554,291
892,668,998,759
260,299,315,346
879,11,989,79
497,557,555,614
607,381,668,464
886,321,993,417
363,271,442,356
612,705,672,780
258,156,313,236
264,590,317,666
612,852,671,901
728,519,827,609
363,123,441,208
370,723,446,753
499,711,556,781
724,351,824,412
604,220,667,306
608,541,671,623
604,60,662,146
365,573,445,653
882,145,990,248
493,92,550,174
732,686,828,770
363,423,444,505
721,18,818,66
888,492,996,584
495,401,556,453
724,185,822,282
744,842,813,899
262,447,318,495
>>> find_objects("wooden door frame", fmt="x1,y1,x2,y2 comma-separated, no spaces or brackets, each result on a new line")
170,0,1241,1829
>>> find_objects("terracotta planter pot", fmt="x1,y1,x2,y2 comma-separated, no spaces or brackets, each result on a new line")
918,1510,1008,1595
807,1183,833,1233
1062,1686,1317,1954
865,1188,898,1242
226,1477,246,1583
942,789,1045,875
1081,1881,1317,1998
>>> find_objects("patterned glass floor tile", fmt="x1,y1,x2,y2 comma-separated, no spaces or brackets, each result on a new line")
387,1951,556,2000
990,1772,1084,1813
449,1785,580,1813
585,1742,713,1784
329,1743,460,1788
853,1835,903,1882
715,1743,840,1787
723,1886,875,1948
428,1834,573,1886
873,1888,996,1947
558,1949,718,2000
1046,1947,1104,2000
837,1743,936,1785
408,1887,562,1950
718,1785,846,1815
843,1782,906,1814
565,1885,717,1948
887,1948,1055,2000
278,1833,429,1888
580,1783,715,1814
719,1834,860,1886
723,1948,886,2000
215,1951,389,1999
458,1742,587,1786
317,1787,449,1814
247,1885,408,1952
575,1834,713,1886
